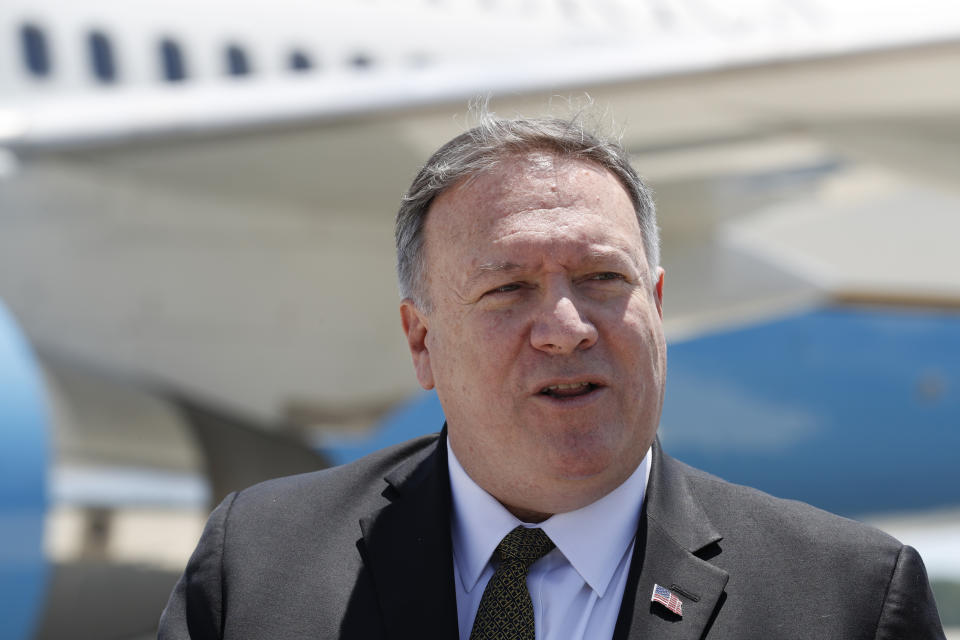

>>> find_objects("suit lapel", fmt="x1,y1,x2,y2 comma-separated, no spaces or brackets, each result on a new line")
356,434,729,640
614,442,729,640
359,431,459,640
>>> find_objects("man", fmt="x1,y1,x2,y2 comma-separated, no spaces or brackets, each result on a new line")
159,115,945,639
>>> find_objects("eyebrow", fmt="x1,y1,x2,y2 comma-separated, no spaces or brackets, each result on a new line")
464,261,526,289
466,249,634,287
476,261,525,274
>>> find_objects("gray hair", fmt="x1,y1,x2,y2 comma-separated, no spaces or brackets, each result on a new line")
395,114,659,309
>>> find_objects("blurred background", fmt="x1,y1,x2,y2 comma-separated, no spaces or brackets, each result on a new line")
1,1,958,638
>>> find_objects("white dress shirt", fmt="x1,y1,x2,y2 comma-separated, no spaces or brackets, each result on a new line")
447,441,651,640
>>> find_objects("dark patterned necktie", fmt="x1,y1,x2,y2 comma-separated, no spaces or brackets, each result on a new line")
469,526,556,640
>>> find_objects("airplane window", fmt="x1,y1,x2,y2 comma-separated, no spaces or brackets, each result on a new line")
88,31,117,83
349,53,374,70
20,24,51,77
160,39,187,82
289,50,312,72
226,45,251,76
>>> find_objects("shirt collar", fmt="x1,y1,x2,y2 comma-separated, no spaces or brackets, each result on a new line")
447,440,650,598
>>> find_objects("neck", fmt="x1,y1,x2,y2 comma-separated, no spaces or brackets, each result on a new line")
504,503,553,524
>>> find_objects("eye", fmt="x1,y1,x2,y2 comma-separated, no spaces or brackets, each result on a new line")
487,283,522,295
588,272,625,282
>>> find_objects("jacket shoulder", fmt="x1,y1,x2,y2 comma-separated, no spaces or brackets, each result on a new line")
228,431,442,518
667,455,944,637
668,453,900,547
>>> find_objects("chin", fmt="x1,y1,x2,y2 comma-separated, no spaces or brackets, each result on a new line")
548,451,617,481
526,481,615,517
544,428,624,469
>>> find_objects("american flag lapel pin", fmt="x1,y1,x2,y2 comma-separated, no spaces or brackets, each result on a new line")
651,583,683,616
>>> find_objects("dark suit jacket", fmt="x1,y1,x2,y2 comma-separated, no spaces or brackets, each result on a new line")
158,432,945,639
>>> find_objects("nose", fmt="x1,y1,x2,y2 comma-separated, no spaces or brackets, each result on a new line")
530,292,598,355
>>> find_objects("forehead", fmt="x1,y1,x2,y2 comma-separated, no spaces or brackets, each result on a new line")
426,152,637,244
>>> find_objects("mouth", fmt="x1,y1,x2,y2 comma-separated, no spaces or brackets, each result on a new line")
538,381,602,399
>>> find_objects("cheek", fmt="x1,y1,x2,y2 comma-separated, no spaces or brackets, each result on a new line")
429,315,509,393
478,308,520,342
617,307,666,370
427,332,468,395
459,312,529,395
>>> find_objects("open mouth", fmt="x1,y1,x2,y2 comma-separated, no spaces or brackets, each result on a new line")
538,382,600,398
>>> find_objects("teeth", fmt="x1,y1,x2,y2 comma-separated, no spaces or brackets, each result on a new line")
541,382,592,392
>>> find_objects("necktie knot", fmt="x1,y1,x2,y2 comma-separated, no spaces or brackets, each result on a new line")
470,526,555,640
496,526,555,566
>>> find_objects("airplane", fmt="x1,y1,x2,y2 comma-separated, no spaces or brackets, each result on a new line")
1,1,959,637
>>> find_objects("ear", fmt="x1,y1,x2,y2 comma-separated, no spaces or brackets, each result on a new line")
654,267,665,319
400,299,435,390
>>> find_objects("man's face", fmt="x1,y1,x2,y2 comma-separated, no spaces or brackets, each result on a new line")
400,152,666,520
